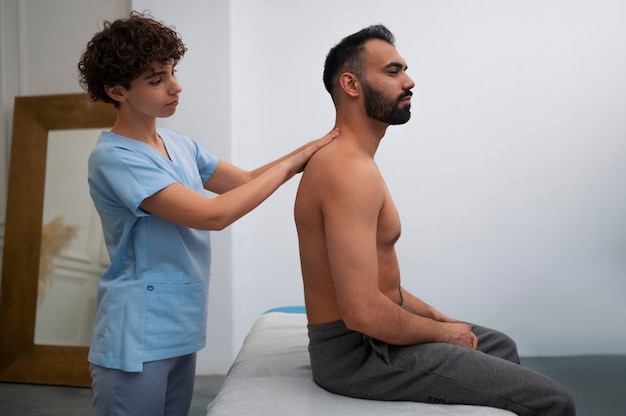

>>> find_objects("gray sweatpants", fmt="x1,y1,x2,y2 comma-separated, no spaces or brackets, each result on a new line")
308,320,575,416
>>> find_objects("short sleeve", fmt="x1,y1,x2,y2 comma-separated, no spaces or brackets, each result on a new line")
90,146,177,215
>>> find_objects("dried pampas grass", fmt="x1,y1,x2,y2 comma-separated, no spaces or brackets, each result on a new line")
38,216,79,301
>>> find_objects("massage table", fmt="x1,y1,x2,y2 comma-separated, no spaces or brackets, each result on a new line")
206,307,515,415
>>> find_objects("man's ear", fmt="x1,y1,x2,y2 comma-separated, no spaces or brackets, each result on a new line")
338,72,360,98
104,85,126,104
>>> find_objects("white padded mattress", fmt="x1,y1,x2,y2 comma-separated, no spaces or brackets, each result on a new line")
206,312,515,416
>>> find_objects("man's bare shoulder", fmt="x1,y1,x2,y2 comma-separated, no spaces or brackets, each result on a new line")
304,139,377,181
299,139,384,210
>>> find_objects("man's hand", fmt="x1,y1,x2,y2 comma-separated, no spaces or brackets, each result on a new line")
441,322,478,349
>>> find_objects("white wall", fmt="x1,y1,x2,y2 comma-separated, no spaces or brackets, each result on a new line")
227,0,626,357
1,0,625,377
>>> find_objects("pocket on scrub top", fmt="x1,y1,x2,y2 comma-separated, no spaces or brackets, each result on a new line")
143,279,205,351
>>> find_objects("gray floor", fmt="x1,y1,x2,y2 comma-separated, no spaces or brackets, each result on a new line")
0,356,624,415
0,374,226,416
520,355,626,416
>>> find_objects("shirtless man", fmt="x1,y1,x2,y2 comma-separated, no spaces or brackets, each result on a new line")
294,25,575,416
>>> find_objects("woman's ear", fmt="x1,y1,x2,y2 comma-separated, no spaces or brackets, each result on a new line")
104,85,126,104
338,72,360,98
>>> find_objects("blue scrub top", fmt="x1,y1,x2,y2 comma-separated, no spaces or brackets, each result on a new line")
87,128,219,371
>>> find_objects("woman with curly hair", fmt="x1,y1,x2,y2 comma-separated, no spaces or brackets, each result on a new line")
78,11,337,416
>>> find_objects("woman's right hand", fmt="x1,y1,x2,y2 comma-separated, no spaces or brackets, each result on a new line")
288,127,340,174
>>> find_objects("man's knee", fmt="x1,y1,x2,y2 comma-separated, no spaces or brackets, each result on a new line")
499,333,520,363
478,327,519,363
546,386,576,416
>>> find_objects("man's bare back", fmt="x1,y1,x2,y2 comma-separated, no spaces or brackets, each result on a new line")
295,137,402,326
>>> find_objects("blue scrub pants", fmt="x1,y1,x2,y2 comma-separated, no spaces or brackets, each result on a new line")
90,353,197,416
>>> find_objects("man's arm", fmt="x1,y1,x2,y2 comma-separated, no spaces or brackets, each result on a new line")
400,287,460,323
319,154,476,348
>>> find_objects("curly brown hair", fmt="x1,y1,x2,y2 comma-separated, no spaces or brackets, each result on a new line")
77,11,187,106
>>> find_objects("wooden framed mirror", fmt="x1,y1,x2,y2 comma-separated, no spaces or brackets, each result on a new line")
0,93,116,386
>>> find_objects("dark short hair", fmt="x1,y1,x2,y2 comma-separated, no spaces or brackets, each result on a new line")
323,25,395,97
77,11,187,106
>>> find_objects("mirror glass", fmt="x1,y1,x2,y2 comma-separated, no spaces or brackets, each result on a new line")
0,93,116,386
34,128,109,346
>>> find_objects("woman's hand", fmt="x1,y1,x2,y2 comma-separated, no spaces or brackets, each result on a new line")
289,128,340,174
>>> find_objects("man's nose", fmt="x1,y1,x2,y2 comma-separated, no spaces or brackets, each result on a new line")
404,74,415,90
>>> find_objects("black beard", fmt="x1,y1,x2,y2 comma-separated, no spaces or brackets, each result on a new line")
362,80,412,125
